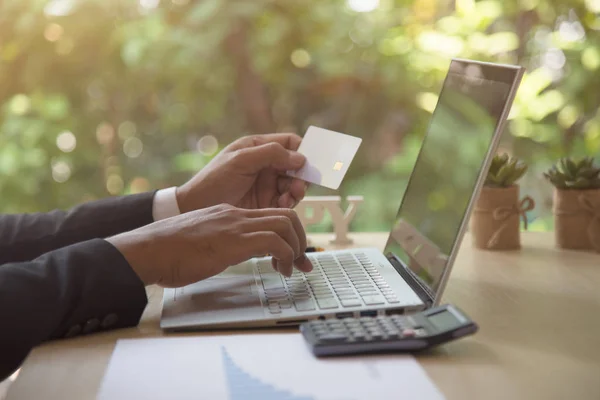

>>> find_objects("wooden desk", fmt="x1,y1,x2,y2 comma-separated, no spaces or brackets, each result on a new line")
5,232,600,400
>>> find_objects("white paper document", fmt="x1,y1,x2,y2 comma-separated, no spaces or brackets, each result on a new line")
97,333,444,400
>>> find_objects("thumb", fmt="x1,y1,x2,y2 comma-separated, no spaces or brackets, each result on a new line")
235,142,305,173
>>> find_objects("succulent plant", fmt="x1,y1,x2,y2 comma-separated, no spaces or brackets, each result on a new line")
485,153,528,187
544,157,600,190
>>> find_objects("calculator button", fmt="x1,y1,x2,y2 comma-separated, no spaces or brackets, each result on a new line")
386,331,401,339
401,328,416,337
318,333,348,343
414,328,427,337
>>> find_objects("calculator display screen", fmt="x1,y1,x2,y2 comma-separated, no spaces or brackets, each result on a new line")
427,310,461,330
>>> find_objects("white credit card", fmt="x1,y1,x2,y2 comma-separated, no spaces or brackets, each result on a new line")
287,126,362,190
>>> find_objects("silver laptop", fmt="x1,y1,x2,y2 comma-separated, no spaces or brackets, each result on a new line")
161,58,524,330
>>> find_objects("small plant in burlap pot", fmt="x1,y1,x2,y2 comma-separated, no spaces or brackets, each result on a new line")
471,153,535,250
544,157,600,252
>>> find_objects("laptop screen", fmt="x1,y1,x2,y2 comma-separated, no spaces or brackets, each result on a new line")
383,59,520,296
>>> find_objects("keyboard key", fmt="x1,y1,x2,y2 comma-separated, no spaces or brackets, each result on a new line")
290,290,309,297
268,304,281,314
294,299,316,311
262,274,284,289
317,298,339,309
341,298,362,307
354,283,374,289
315,294,335,301
385,296,400,303
357,290,379,297
363,295,386,305
265,288,287,296
331,283,352,290
279,300,292,309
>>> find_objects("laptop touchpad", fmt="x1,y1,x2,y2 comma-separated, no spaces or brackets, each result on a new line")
191,275,255,306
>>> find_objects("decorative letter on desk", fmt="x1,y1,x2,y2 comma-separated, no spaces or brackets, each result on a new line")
295,196,364,245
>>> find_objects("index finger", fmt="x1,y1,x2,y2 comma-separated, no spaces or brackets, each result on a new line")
229,133,302,152
243,208,307,254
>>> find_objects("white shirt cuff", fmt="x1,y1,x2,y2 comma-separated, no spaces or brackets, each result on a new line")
152,187,181,221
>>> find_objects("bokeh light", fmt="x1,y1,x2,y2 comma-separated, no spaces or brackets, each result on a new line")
106,175,124,194
44,24,64,42
347,0,380,12
56,131,77,153
118,121,137,140
586,0,600,12
96,123,115,145
123,137,143,158
52,161,71,183
140,0,160,9
44,0,75,17
9,94,31,115
130,177,150,193
291,49,311,68
196,135,219,156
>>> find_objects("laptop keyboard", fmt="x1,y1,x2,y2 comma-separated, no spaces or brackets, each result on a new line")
256,252,400,315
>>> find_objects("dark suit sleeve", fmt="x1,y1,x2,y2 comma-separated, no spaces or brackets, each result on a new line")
0,191,157,264
0,239,148,381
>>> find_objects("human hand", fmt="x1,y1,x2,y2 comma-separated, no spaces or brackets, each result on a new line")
176,133,308,213
106,204,312,287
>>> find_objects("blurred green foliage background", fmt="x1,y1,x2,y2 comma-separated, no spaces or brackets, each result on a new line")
1,0,599,233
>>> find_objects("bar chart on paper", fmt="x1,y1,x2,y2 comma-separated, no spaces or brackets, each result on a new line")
97,335,444,400
221,346,314,400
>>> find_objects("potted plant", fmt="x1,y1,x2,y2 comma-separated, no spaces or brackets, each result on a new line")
544,157,600,252
470,153,535,250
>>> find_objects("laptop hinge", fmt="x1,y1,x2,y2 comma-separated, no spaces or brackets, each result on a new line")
387,254,435,307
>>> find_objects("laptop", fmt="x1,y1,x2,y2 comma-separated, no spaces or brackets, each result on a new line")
161,58,525,330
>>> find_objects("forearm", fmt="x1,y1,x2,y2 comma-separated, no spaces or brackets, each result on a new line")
0,239,148,381
0,191,156,264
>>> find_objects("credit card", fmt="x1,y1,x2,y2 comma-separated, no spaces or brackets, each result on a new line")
287,126,362,190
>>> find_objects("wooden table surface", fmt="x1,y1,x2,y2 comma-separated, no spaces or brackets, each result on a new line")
5,232,600,400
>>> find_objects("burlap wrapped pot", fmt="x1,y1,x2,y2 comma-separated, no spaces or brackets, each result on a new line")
553,188,600,252
470,185,535,250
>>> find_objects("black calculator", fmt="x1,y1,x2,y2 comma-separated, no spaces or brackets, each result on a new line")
299,304,478,357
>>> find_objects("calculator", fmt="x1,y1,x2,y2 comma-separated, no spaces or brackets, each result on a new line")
299,304,478,357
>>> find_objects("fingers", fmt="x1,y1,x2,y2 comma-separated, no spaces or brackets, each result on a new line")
243,208,307,255
229,133,302,152
242,216,301,262
234,142,305,174
242,232,295,277
241,208,312,276
288,179,307,204
277,192,296,209
277,177,307,208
